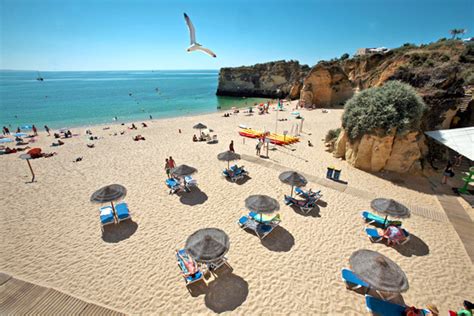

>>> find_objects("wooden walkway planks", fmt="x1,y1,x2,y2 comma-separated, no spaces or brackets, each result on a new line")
0,274,126,315
437,194,474,264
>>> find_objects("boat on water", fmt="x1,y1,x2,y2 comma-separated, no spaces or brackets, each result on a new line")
36,71,44,81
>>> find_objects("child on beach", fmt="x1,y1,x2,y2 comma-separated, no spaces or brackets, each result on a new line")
168,157,176,169
229,140,234,152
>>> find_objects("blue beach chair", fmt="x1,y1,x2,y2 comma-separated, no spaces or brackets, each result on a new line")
166,178,181,194
365,295,406,316
115,202,131,223
341,269,370,293
361,211,402,227
365,228,384,243
99,206,115,228
176,249,203,285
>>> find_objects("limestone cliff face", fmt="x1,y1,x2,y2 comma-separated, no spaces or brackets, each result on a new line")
216,60,309,99
333,129,427,173
300,63,354,107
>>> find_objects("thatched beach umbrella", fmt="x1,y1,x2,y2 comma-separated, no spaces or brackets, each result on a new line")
193,123,207,136
371,198,410,227
349,249,409,294
217,151,241,169
19,154,35,183
185,228,230,263
90,184,127,211
279,171,307,197
245,195,279,222
171,164,197,177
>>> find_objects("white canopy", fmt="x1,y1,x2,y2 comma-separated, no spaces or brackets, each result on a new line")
425,127,474,161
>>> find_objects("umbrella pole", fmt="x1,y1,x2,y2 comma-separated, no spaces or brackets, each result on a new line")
111,201,116,217
228,161,230,170
291,185,294,197
26,159,35,182
383,215,388,228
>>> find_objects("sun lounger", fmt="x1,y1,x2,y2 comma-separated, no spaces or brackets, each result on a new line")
207,135,218,144
361,211,402,227
176,249,203,285
224,165,249,182
115,202,131,223
99,206,115,228
166,178,180,194
365,227,411,246
295,187,321,200
341,268,369,293
207,257,230,271
284,195,318,214
238,214,278,239
365,295,406,315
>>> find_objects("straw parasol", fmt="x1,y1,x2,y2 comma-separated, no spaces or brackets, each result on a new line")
217,151,241,169
193,123,207,136
279,171,307,197
90,184,127,211
245,195,279,222
185,228,230,262
171,164,197,177
371,198,410,227
349,249,409,293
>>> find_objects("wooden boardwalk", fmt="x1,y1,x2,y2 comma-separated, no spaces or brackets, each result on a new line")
436,194,474,264
0,273,126,315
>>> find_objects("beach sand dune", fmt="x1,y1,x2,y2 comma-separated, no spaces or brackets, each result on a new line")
1,106,473,314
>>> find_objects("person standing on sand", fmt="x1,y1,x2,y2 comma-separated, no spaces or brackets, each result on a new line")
168,156,176,169
2,126,10,135
165,159,171,178
229,140,234,152
32,125,38,136
44,125,50,136
16,127,20,133
256,140,262,156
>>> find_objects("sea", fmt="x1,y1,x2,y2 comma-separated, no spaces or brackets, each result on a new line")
0,70,268,129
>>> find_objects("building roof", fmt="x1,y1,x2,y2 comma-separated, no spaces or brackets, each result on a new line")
425,127,474,161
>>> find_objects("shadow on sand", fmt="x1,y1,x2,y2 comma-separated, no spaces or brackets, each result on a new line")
393,233,430,257
225,175,252,185
261,226,295,252
102,220,138,243
187,268,249,313
178,187,208,206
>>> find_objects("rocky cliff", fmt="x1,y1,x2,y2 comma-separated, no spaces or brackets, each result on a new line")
216,60,310,99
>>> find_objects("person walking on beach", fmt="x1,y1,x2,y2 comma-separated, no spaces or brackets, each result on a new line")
165,158,171,178
32,125,38,136
229,140,234,152
256,140,262,156
44,125,50,136
2,126,10,135
16,127,20,133
442,160,454,184
168,156,176,169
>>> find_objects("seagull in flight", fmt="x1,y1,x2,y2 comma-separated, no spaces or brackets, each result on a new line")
184,13,216,58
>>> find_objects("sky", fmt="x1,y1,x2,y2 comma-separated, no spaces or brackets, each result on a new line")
1,0,473,71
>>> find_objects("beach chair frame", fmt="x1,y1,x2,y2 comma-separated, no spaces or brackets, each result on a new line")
99,206,115,231
238,214,280,239
115,202,131,223
176,249,204,286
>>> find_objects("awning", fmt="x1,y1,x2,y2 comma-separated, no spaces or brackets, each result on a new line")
425,127,474,161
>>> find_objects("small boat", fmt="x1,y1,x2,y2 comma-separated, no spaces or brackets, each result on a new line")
36,71,44,81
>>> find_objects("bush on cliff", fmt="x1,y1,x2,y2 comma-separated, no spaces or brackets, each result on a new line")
342,81,426,141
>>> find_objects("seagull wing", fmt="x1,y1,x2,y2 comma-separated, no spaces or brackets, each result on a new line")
196,46,217,58
184,13,196,44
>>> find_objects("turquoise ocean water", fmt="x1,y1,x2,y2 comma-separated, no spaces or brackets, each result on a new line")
0,70,268,129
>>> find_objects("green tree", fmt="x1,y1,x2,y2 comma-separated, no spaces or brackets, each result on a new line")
449,28,466,39
342,81,426,141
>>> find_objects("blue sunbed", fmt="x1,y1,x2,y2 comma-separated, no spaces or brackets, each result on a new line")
365,228,384,242
115,202,131,223
365,295,406,316
341,269,369,292
176,249,203,285
99,206,115,227
361,211,402,227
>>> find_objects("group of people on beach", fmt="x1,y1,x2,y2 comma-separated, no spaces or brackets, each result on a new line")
164,157,176,178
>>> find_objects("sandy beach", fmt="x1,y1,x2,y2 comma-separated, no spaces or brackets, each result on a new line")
1,104,473,314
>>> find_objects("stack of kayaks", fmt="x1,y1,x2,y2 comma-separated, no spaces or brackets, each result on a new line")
238,128,299,145
238,128,263,138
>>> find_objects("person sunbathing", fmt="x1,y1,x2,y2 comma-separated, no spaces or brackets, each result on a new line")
87,143,95,148
176,250,198,277
4,147,17,154
383,225,406,246
133,135,145,141
142,122,148,127
193,134,198,142
52,139,64,146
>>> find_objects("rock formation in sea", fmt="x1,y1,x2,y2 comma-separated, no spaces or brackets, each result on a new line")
216,60,310,99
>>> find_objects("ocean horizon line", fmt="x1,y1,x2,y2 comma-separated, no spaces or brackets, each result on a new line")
0,69,220,72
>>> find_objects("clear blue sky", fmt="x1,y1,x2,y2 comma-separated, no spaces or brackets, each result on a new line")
1,0,473,71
